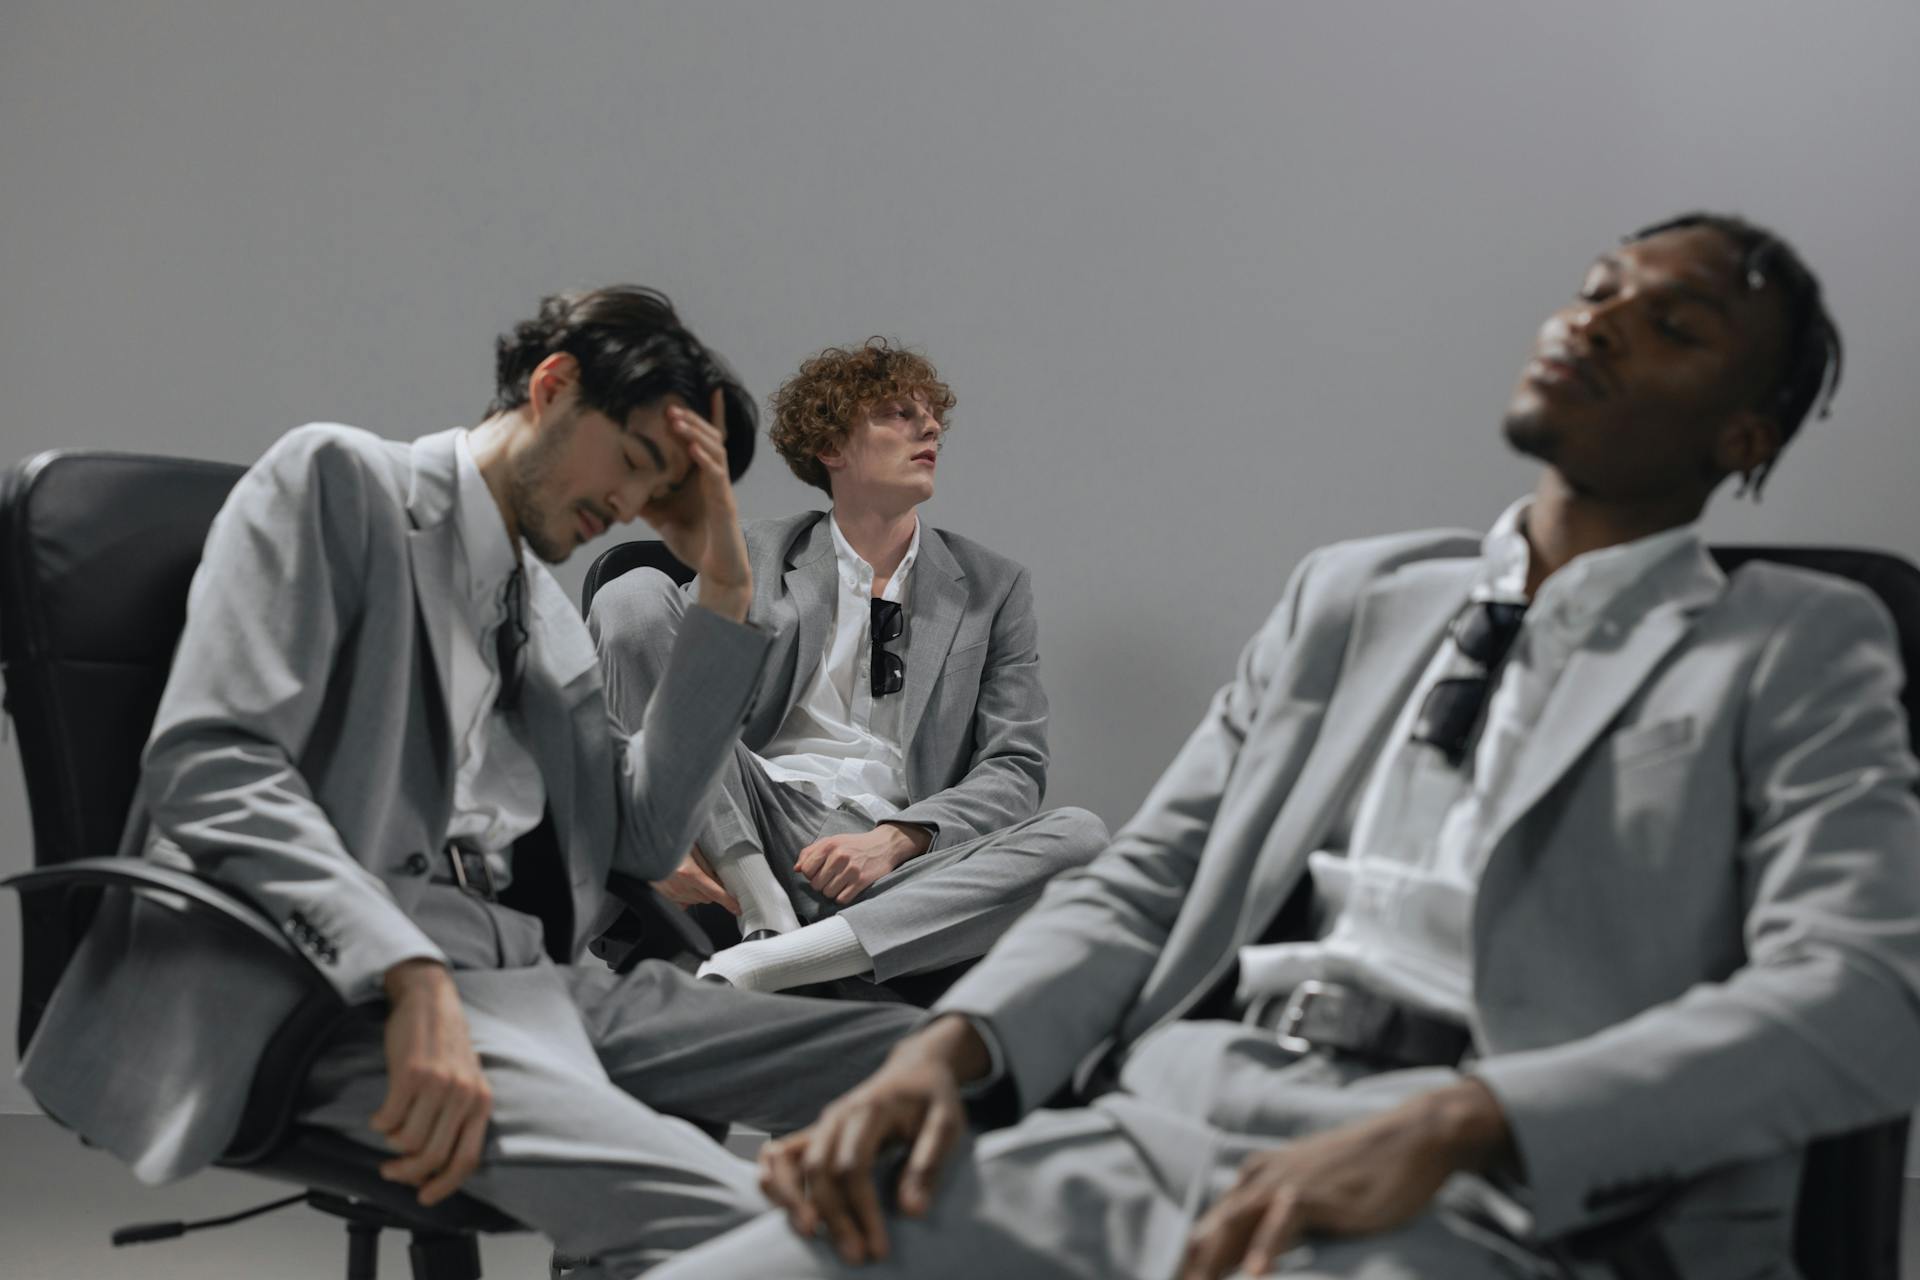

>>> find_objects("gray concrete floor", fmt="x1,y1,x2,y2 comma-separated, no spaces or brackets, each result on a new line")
0,1113,765,1279
5,1113,1919,1278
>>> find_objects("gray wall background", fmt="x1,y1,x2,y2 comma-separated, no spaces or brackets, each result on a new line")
3,1,1917,1113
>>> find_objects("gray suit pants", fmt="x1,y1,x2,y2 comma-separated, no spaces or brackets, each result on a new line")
297,886,921,1277
654,1038,1556,1280
595,569,1107,980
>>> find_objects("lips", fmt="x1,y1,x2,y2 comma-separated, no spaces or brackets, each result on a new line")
1530,348,1607,400
911,449,938,467
577,507,606,542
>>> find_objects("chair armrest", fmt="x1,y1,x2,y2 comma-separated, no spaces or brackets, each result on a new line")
601,871,716,970
4,857,304,963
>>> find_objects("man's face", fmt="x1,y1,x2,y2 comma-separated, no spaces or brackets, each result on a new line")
1502,225,1789,502
823,391,944,508
509,395,693,564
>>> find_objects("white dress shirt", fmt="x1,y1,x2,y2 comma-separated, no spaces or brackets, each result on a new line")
1238,498,1702,1019
756,515,922,822
443,431,547,884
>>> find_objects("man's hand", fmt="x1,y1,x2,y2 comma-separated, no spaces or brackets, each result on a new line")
643,389,753,622
370,960,492,1206
1178,1078,1513,1280
651,842,741,913
795,822,931,904
757,1015,990,1264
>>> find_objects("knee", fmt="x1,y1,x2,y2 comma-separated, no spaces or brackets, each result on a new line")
1039,806,1109,862
588,568,687,660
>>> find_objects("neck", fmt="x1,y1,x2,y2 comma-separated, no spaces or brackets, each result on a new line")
467,414,529,551
1521,470,1702,596
832,500,919,586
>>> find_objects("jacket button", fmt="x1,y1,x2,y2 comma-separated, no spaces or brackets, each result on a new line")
403,852,431,876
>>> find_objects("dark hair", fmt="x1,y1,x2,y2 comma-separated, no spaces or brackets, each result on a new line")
768,338,955,494
488,285,756,480
1624,212,1841,492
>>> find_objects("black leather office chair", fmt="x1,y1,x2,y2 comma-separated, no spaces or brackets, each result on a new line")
1706,546,1919,1280
0,451,522,1280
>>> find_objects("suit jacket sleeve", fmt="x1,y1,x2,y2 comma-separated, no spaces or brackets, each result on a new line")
139,428,444,1004
890,566,1048,848
934,551,1326,1111
1472,584,1920,1238
605,602,771,881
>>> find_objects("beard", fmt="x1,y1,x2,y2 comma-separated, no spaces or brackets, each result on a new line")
507,408,581,565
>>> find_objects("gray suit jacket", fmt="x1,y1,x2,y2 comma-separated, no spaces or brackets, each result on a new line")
724,511,1048,849
939,530,1920,1271
19,424,770,1181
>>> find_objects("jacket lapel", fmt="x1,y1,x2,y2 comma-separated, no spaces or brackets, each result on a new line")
1480,541,1725,854
404,430,463,806
780,518,838,708
1233,558,1481,947
900,528,966,752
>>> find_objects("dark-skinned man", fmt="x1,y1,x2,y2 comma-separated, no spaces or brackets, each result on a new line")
654,214,1920,1279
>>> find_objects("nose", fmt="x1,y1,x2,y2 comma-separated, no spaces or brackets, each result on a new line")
1568,298,1624,355
604,481,644,525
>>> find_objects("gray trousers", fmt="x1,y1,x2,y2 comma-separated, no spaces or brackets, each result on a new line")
652,1037,1559,1280
594,568,1108,980
297,886,921,1277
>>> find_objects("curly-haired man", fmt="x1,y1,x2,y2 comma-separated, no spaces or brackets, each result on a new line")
590,338,1107,997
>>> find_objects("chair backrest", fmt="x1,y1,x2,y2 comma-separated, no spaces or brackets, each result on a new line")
1709,546,1918,1280
0,451,243,1052
580,539,694,616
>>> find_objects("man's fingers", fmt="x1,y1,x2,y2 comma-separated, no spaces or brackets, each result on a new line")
795,840,828,878
1181,1194,1260,1280
803,1142,863,1263
418,1105,490,1207
389,1088,468,1185
758,1140,814,1234
1241,1188,1306,1276
710,386,726,436
369,1078,415,1136
832,1111,892,1262
898,1099,961,1217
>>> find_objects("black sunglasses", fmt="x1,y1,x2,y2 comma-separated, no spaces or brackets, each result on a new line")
1409,600,1527,767
870,599,905,698
495,568,530,712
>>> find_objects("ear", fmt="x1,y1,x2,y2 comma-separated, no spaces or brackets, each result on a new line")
527,352,581,423
1714,409,1784,479
815,440,847,473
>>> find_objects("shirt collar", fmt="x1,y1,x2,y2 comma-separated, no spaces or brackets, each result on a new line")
453,430,524,609
828,513,921,602
1481,496,1701,626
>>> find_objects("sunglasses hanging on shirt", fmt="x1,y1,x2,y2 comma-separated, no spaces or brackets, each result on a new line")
495,567,530,712
870,598,905,698
1409,599,1527,767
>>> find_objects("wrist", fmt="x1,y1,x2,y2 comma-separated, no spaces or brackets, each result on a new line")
1413,1078,1513,1172
383,957,451,1003
893,1013,992,1085
696,578,752,623
880,821,932,861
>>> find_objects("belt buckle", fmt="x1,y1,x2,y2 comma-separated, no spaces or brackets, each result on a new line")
447,845,498,899
1274,978,1327,1055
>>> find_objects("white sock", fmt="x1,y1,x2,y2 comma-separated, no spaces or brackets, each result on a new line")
707,844,802,936
697,916,871,993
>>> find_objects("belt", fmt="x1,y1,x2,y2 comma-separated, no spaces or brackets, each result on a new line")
434,845,500,901
1247,979,1472,1069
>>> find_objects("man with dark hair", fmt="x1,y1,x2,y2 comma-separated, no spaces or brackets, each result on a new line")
591,338,1107,996
656,215,1920,1280
20,286,921,1274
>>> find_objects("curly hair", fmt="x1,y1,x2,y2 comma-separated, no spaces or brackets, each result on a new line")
768,338,955,494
